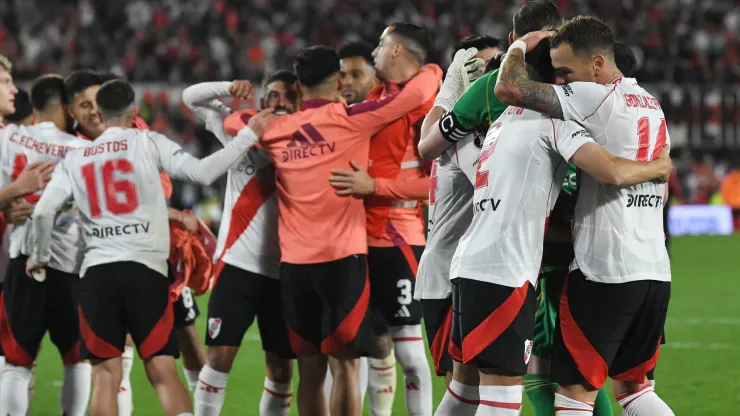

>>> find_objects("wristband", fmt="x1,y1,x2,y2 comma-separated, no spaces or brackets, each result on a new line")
508,40,527,58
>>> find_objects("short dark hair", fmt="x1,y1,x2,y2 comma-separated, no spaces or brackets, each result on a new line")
30,75,69,111
453,36,502,61
294,46,340,88
96,80,135,119
513,0,560,38
97,72,122,83
65,70,103,99
262,70,298,89
387,22,432,63
551,16,615,58
5,89,32,122
614,42,638,77
338,41,375,66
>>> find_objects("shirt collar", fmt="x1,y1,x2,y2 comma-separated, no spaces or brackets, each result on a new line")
301,99,334,110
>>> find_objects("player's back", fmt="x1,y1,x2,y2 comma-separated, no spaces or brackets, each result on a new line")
563,78,671,283
63,127,171,277
451,107,589,287
0,122,87,273
415,135,479,299
260,100,370,264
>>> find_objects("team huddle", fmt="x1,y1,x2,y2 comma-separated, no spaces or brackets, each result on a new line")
0,1,674,416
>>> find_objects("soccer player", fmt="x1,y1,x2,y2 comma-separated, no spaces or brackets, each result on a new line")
27,79,275,416
495,16,675,416
327,24,440,415
182,73,300,416
0,75,91,416
439,29,672,414
414,36,503,391
339,41,379,105
257,45,440,416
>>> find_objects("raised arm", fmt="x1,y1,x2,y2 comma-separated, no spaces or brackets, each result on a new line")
347,64,443,135
31,163,73,267
182,81,238,145
153,109,275,186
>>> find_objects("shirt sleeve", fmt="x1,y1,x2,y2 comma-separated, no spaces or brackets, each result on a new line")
32,162,73,263
346,64,443,136
553,82,618,128
375,176,430,200
148,129,257,186
181,81,234,145
549,120,596,162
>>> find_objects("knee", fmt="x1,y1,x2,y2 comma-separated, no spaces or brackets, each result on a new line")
206,347,237,373
371,334,393,359
265,353,293,384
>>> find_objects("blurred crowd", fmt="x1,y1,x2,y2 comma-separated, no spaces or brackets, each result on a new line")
2,0,740,225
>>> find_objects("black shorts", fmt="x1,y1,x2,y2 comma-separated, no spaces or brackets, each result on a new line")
450,278,536,376
206,263,294,359
173,287,200,329
280,254,372,357
368,246,423,331
550,270,670,389
421,298,453,376
78,262,179,361
0,255,81,366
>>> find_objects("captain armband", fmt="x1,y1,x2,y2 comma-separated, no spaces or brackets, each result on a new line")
438,111,471,143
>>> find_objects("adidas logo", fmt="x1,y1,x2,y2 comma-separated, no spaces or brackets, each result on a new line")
394,305,411,318
376,386,394,394
406,383,420,391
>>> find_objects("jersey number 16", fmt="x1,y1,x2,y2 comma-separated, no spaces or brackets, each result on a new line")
81,160,139,218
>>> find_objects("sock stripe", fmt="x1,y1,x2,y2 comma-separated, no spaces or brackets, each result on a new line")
198,380,223,392
391,337,424,342
446,385,480,405
263,387,292,399
619,388,654,409
370,364,396,371
479,399,522,410
555,406,593,413
616,384,652,402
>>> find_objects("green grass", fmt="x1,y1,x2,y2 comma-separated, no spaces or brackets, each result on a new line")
29,235,739,414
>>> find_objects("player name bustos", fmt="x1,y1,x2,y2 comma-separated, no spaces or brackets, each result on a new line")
86,222,151,238
473,198,502,214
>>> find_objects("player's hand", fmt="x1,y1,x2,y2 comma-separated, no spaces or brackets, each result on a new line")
180,210,200,234
25,256,47,280
8,198,33,225
656,147,672,183
329,160,375,197
229,80,255,100
518,30,556,52
464,52,486,83
435,47,480,111
16,162,55,195
246,108,277,138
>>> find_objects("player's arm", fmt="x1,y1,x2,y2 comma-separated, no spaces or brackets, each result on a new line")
153,109,275,186
495,32,616,121
30,163,73,267
168,207,199,233
329,158,430,199
182,81,241,145
0,162,55,210
556,125,672,186
346,64,443,135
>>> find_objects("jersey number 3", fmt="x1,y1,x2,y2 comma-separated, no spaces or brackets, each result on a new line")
81,160,139,217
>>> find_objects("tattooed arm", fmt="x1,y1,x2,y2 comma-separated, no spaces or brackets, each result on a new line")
494,49,564,119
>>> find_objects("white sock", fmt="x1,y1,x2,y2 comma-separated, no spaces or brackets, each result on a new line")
368,352,397,416
554,393,594,415
27,361,36,416
183,368,200,393
178,413,195,416
359,356,369,406
194,364,229,416
0,364,32,415
118,346,135,416
476,384,522,415
617,385,674,416
434,380,479,416
61,363,92,416
259,377,292,415
391,325,433,416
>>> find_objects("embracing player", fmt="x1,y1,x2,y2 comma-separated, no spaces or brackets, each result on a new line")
496,16,675,416
256,46,440,416
182,71,301,416
0,75,91,416
27,79,275,416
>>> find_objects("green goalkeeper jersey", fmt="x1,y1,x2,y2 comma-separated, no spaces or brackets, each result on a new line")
442,70,508,140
